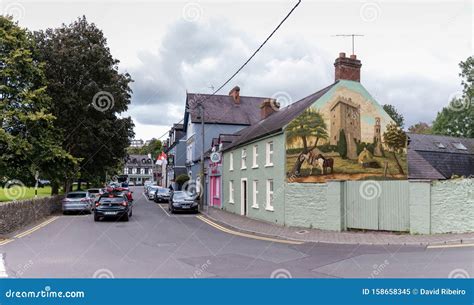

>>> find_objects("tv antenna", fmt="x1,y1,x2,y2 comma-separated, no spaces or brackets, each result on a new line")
333,34,364,55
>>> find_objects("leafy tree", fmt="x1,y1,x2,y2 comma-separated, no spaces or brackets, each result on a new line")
0,16,76,190
383,123,406,175
127,138,162,159
34,16,135,189
286,108,328,175
175,174,190,190
408,122,432,134
383,104,404,128
337,129,347,159
432,56,473,138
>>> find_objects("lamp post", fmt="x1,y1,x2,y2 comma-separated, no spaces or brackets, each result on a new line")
198,103,205,211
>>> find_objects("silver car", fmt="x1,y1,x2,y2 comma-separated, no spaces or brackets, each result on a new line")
62,191,93,214
147,186,159,200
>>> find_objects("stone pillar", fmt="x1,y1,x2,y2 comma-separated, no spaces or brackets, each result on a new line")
409,180,431,234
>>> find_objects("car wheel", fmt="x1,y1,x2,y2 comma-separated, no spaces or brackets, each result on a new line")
129,209,133,217
62,211,68,215
94,214,100,222
121,213,129,221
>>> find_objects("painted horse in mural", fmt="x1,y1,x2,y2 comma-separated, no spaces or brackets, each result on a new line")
300,151,334,175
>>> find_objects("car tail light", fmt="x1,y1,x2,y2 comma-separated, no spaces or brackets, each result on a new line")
95,202,100,207
121,201,128,207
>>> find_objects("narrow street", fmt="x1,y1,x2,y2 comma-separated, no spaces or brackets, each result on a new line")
0,187,472,278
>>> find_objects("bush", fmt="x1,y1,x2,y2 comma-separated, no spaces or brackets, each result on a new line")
175,174,190,190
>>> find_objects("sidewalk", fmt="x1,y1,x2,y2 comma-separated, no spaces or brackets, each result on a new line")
203,207,474,246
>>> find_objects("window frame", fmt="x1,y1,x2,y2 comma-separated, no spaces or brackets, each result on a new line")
265,141,274,167
252,145,259,168
265,179,274,211
229,152,234,171
252,180,259,209
241,149,247,170
229,180,234,203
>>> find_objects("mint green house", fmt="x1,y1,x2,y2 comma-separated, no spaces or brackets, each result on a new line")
220,52,400,227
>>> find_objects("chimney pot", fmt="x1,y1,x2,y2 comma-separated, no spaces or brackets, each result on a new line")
260,99,279,120
334,52,362,82
229,86,241,104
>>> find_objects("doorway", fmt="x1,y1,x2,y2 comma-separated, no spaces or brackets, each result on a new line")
240,179,248,216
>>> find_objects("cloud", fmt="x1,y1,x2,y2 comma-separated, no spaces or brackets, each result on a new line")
126,17,463,131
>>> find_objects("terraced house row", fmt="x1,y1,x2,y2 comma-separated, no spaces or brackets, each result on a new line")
162,52,474,234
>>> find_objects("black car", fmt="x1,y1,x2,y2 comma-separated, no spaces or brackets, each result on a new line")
169,191,198,213
154,187,171,203
94,193,132,221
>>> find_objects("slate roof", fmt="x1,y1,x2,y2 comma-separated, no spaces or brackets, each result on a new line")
407,133,474,180
222,82,337,151
185,93,273,126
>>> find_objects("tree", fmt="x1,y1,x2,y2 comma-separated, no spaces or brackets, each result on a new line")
175,174,190,190
432,56,473,138
127,138,162,159
408,122,432,134
286,108,328,175
0,16,76,189
383,104,404,128
35,16,135,189
383,123,406,175
337,129,348,159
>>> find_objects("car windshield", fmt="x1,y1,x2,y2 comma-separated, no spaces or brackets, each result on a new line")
88,189,100,193
66,193,87,198
173,192,193,201
158,188,169,194
99,197,125,203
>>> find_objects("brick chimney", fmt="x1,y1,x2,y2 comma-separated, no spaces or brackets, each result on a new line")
260,99,280,120
229,86,241,105
334,52,362,82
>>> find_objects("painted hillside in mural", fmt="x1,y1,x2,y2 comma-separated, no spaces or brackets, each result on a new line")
285,81,407,183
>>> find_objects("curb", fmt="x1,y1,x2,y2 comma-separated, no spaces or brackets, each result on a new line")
201,210,474,246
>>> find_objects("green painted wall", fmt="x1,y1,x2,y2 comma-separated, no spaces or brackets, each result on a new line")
221,132,286,225
409,180,431,234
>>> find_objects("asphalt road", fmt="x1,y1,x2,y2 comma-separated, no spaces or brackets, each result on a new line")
0,187,472,278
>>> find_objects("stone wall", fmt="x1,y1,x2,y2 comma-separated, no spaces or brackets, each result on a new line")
430,179,474,234
285,183,328,229
0,196,62,235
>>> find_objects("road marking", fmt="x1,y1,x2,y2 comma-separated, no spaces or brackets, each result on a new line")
0,253,7,278
196,215,304,245
0,239,13,247
13,216,59,239
427,243,474,249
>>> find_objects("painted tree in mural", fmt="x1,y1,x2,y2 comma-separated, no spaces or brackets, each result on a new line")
383,123,406,175
287,108,328,175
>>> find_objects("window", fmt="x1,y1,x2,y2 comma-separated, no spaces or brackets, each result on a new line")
252,145,259,168
124,168,129,175
144,168,149,175
265,141,274,166
241,149,247,169
187,144,193,162
435,142,446,149
266,179,274,211
229,181,234,203
229,152,234,171
215,179,220,199
252,180,259,208
452,142,467,150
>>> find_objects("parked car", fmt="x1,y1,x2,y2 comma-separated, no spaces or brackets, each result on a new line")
147,186,159,200
62,191,93,214
154,187,170,203
94,192,132,221
87,188,103,202
169,191,198,214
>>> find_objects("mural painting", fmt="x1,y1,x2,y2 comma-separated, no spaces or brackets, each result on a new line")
285,86,407,183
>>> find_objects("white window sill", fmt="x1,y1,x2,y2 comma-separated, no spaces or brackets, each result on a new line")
264,163,274,168
265,206,274,212
252,165,259,169
251,204,259,209
229,169,234,172
229,201,234,204
241,167,247,170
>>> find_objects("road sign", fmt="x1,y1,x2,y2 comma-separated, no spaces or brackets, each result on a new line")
210,152,221,163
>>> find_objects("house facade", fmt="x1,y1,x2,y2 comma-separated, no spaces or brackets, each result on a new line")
164,124,187,189
220,52,400,225
123,154,154,185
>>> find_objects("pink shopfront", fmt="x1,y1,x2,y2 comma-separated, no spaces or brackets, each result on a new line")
208,152,222,207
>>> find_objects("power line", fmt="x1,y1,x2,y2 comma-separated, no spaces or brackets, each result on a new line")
151,0,302,142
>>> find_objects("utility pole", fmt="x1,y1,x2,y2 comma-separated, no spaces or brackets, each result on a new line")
198,103,205,212
333,34,364,55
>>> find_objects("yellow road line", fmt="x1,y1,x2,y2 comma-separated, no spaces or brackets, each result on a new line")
196,215,303,245
0,239,13,246
14,216,59,239
427,243,474,249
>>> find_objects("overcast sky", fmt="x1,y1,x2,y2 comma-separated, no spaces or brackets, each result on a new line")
4,0,473,140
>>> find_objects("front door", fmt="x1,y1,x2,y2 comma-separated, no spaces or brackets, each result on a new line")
241,179,247,215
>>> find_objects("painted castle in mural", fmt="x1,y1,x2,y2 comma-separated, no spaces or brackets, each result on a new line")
285,54,407,182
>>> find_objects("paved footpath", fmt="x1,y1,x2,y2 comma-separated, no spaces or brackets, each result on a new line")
204,207,474,246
